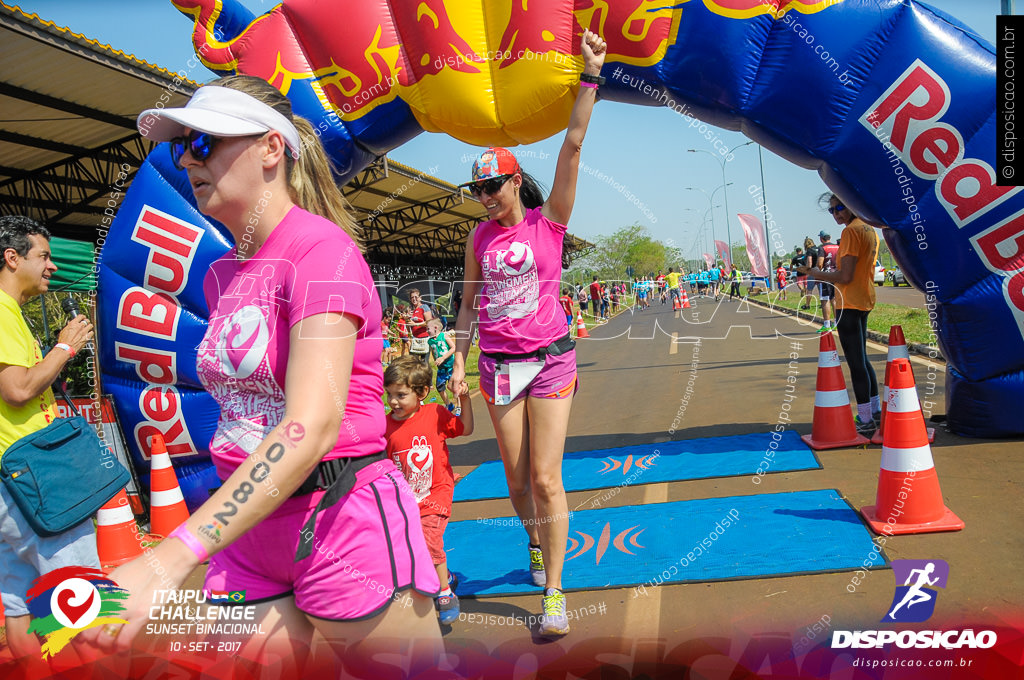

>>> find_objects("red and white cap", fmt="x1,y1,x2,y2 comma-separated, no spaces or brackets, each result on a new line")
136,85,301,159
462,147,522,185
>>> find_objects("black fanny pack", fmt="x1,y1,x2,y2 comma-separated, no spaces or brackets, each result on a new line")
481,333,576,363
293,451,385,562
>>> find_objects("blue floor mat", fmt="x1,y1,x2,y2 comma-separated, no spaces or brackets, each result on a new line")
445,489,886,597
454,431,820,502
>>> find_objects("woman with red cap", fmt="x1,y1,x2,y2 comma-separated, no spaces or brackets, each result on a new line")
449,28,607,638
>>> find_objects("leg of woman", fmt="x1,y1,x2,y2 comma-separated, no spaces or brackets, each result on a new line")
525,393,574,590
486,398,540,545
835,309,874,405
858,310,879,399
309,591,442,677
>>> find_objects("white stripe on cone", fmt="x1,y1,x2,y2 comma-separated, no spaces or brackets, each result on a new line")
818,351,840,368
97,502,135,526
887,386,921,413
815,389,851,408
881,445,935,472
151,487,185,506
889,345,910,360
151,452,173,471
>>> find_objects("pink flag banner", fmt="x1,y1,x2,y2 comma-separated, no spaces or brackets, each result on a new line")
702,252,714,268
737,214,769,277
715,240,732,270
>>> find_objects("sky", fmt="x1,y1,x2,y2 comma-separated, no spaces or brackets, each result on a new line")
11,0,1002,265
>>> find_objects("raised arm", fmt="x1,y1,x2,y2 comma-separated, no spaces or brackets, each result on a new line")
541,29,607,226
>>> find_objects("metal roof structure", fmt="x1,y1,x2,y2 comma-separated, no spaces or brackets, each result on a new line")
0,4,591,269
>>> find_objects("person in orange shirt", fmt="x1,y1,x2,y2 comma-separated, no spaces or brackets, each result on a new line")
798,193,881,434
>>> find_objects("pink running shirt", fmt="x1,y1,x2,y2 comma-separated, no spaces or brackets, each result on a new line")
198,206,385,478
472,207,567,354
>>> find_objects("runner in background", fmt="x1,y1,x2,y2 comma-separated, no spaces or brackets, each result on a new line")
559,288,576,332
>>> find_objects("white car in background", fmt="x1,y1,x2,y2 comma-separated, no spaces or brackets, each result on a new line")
874,261,886,286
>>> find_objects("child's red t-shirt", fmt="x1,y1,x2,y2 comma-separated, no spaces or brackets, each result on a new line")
385,403,464,517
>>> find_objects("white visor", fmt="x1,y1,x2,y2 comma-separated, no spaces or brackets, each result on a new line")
136,85,301,159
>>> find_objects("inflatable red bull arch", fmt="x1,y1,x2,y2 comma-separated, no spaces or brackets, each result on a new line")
98,0,1019,508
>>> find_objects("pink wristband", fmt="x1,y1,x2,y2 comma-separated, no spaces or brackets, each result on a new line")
169,524,209,562
580,81,598,89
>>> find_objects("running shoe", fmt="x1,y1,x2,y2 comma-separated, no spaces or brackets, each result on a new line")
437,593,460,625
539,588,569,637
817,325,832,334
528,544,546,587
854,414,878,436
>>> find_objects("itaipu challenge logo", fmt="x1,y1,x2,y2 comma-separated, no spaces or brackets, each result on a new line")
26,566,128,658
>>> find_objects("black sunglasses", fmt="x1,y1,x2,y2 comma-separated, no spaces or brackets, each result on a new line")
827,203,846,215
468,175,512,197
169,130,219,170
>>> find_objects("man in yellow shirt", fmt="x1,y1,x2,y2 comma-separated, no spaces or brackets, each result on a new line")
0,216,97,661
666,267,681,305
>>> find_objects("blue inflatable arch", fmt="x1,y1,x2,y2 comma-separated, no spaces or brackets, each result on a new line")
99,0,1018,507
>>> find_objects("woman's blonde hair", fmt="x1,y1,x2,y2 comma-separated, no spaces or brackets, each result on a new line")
209,75,362,247
804,236,815,250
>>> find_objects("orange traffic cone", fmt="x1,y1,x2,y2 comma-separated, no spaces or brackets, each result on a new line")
872,326,934,445
576,314,590,339
672,296,681,311
680,289,691,308
861,359,963,535
149,433,190,537
96,488,145,569
801,332,871,449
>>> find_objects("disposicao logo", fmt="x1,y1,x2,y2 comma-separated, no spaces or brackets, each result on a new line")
883,559,948,623
26,566,128,658
832,559,997,650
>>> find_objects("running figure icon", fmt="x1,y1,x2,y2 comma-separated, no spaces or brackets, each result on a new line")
887,562,939,619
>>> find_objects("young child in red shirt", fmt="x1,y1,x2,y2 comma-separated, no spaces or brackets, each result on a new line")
384,355,474,625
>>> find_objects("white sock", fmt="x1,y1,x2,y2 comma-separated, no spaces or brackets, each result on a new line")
857,403,872,422
870,395,881,414
439,587,452,598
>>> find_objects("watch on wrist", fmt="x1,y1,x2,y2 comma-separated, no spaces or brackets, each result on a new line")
580,73,605,85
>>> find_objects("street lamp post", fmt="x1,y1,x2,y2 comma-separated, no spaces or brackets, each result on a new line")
688,142,755,266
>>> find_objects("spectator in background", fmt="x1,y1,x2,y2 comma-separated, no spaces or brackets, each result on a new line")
775,261,789,299
728,264,742,300
452,289,463,317
0,216,98,670
798,194,881,434
799,237,818,310
816,231,840,333
407,289,434,364
791,246,807,303
589,276,601,318
559,288,575,331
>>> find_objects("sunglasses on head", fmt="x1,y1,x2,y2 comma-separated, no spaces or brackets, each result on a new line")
827,203,846,215
468,175,512,197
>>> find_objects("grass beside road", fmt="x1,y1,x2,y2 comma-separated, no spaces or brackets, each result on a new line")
748,289,937,346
